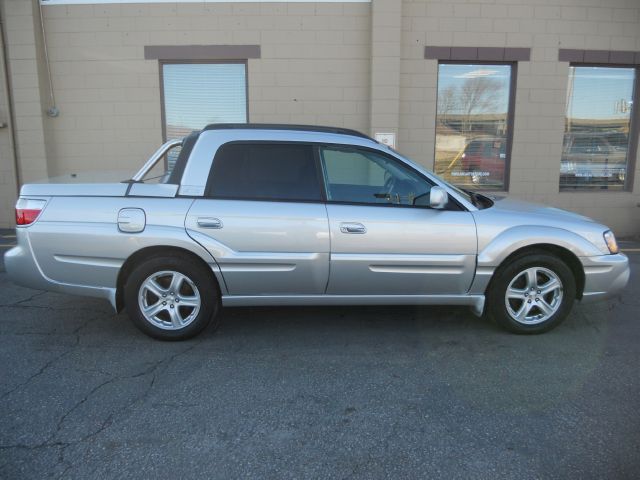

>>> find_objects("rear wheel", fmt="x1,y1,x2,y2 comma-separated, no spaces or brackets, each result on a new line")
487,252,576,334
124,254,220,340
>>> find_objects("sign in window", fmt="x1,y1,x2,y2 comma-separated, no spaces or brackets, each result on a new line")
434,63,514,191
561,66,636,191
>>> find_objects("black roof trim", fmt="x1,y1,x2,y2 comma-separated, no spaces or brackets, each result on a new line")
202,123,373,140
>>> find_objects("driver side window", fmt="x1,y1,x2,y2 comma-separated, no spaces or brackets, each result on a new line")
319,147,432,206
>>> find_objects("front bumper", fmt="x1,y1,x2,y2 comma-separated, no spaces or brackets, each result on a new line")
580,253,630,303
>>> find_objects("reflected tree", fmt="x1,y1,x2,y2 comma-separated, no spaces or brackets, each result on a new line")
437,85,457,126
459,77,503,133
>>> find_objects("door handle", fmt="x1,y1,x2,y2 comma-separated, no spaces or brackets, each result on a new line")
340,222,366,234
197,217,223,229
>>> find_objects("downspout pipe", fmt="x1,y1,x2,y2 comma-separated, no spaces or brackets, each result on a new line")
37,0,58,117
0,8,21,189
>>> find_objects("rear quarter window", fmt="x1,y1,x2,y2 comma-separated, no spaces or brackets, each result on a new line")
206,142,322,202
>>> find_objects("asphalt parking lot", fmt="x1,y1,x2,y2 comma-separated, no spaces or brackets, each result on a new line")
1,229,639,479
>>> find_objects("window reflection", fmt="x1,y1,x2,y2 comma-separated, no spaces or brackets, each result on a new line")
561,66,635,190
434,64,512,191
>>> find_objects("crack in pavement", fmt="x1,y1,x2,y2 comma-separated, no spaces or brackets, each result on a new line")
0,285,108,312
0,441,70,451
0,349,74,401
0,290,48,308
54,338,205,478
13,291,48,305
0,302,112,312
0,313,100,400
0,305,100,311
1,338,206,478
77,336,205,444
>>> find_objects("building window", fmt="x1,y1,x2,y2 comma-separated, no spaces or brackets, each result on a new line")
161,62,247,169
561,66,636,191
434,63,515,191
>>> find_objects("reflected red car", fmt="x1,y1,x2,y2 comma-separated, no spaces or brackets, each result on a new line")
459,137,507,185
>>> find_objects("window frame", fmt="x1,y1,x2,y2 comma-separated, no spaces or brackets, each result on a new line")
434,60,518,193
561,63,640,193
159,59,249,168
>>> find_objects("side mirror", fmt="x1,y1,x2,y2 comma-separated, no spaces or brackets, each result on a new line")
429,186,448,209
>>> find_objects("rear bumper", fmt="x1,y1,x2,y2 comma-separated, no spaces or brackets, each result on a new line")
580,253,630,303
5,234,53,291
4,228,117,308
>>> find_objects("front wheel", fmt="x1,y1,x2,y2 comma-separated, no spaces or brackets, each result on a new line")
486,252,576,334
124,254,220,340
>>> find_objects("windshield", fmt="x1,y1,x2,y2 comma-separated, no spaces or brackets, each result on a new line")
441,182,493,209
444,182,473,203
434,176,494,209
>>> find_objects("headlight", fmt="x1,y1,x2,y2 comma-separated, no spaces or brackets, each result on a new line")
603,230,619,254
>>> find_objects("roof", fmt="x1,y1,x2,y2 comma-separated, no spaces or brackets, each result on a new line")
202,123,373,140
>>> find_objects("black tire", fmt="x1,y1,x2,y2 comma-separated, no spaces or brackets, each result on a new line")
124,253,220,341
486,250,576,334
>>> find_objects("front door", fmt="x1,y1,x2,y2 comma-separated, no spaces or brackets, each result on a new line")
186,142,330,295
319,146,476,295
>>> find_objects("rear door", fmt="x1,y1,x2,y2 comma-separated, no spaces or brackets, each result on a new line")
185,142,330,295
319,146,476,295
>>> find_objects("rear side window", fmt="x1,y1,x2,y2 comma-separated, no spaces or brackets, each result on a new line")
207,143,322,201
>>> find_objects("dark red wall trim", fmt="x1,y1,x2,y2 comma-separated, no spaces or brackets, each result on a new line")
559,48,640,65
425,46,530,62
145,45,261,60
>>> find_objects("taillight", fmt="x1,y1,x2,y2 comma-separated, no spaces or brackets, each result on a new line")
15,198,46,226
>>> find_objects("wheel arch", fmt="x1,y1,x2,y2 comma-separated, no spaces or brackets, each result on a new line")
476,225,601,301
489,244,585,299
115,245,222,312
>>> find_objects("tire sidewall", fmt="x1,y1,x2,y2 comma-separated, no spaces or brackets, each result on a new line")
124,255,219,341
487,253,576,334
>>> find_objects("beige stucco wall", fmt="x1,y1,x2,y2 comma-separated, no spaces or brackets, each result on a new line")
40,1,370,178
0,10,18,225
0,0,50,228
399,0,640,235
0,0,639,235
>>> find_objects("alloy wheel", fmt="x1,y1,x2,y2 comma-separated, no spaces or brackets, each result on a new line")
504,266,563,325
138,270,201,330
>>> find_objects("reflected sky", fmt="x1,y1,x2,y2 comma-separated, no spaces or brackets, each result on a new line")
567,67,635,120
437,64,511,115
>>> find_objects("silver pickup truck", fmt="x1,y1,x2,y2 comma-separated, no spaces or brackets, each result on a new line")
5,124,629,340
